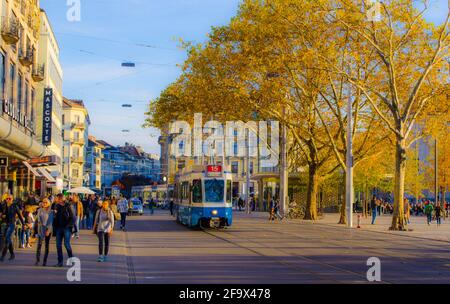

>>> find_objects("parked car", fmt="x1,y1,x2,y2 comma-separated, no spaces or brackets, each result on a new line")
128,198,144,216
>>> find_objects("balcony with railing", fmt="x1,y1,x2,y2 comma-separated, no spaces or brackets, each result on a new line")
71,156,85,164
19,47,34,67
70,138,85,145
72,123,86,130
32,64,45,82
1,17,20,44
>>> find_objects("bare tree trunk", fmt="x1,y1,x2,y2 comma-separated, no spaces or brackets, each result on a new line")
338,171,347,224
304,163,319,220
390,137,407,231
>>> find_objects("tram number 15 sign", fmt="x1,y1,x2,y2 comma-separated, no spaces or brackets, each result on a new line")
206,165,222,177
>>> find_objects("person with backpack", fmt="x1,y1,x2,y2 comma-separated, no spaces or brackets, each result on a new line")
424,201,434,226
93,200,114,262
53,193,74,267
35,198,53,266
0,194,24,262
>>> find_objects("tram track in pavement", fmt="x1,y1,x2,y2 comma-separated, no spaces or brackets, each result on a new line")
260,219,450,275
211,218,450,282
201,226,379,284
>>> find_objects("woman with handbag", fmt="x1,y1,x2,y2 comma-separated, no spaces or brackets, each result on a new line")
93,200,114,262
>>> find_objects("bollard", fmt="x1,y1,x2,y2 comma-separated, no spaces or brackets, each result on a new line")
357,214,361,229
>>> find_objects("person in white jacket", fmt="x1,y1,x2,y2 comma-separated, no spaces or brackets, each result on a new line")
117,195,129,231
93,200,114,262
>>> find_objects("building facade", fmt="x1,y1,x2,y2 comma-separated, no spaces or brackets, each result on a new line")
85,135,104,191
100,140,160,189
34,9,63,194
62,98,90,189
0,0,48,198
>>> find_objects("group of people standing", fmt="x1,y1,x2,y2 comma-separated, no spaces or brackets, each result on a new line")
370,195,448,226
0,192,117,266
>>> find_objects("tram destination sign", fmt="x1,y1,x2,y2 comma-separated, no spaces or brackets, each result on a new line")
206,165,222,177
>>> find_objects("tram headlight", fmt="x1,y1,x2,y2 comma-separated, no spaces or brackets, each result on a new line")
212,210,218,216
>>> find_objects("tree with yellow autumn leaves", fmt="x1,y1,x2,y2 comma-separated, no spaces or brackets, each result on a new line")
145,0,449,230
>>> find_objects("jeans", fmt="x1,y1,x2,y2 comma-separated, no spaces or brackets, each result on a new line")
17,226,23,246
120,213,127,228
88,212,94,230
23,229,30,246
55,227,73,264
371,209,377,224
436,217,441,225
80,214,88,230
427,213,432,225
73,217,80,236
36,235,51,264
1,224,15,257
97,232,110,256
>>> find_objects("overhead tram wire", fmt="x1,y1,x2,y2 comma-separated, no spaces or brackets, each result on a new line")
64,64,164,94
55,32,181,52
75,49,180,67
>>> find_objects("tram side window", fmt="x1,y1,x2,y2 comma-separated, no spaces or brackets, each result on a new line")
192,179,202,203
182,182,189,199
226,180,232,203
204,179,225,203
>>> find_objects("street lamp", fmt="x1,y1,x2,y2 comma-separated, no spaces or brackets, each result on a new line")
266,72,288,217
346,84,354,228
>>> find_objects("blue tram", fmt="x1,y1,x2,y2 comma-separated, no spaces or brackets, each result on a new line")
174,165,233,228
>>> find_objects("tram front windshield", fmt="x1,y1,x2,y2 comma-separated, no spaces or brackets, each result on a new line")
204,179,225,203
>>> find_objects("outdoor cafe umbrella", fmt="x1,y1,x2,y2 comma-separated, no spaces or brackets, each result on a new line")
67,187,95,195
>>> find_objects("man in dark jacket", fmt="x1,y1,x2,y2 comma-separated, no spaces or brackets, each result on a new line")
0,195,24,261
370,195,378,225
53,193,74,267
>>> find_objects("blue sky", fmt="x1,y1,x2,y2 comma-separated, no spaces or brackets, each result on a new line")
39,0,448,156
40,0,242,155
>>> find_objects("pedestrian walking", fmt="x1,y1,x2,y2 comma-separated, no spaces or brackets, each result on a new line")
238,197,243,211
93,200,114,262
274,200,283,221
169,199,174,216
35,198,53,266
70,195,83,238
268,198,275,221
149,198,154,215
424,202,433,226
21,206,35,248
81,196,90,230
0,194,24,262
370,196,378,225
435,204,442,226
117,195,128,231
88,194,99,229
53,193,74,267
404,198,411,224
